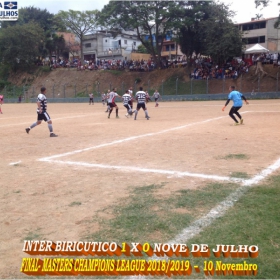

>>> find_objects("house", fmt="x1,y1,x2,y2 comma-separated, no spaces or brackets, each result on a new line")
56,32,80,60
82,31,142,61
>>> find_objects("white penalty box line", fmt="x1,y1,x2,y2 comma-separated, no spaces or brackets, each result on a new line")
38,111,280,183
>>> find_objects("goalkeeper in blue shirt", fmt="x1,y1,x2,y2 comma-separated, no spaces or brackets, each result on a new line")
222,85,249,125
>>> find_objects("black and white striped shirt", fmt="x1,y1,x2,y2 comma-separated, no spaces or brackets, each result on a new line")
122,93,131,105
37,93,47,112
135,91,147,103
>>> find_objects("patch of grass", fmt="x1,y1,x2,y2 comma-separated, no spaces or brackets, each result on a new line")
222,154,249,160
13,190,21,193
108,70,123,76
84,182,238,244
22,229,42,241
230,171,250,179
185,174,280,279
69,201,82,207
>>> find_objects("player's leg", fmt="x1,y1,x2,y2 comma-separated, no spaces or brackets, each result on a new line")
134,104,141,120
233,106,243,123
25,113,44,133
229,106,239,124
108,103,113,118
115,105,119,118
124,104,129,117
44,113,58,137
144,105,150,120
105,101,109,112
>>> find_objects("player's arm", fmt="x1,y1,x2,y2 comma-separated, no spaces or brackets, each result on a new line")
36,101,42,113
222,99,230,111
242,95,249,104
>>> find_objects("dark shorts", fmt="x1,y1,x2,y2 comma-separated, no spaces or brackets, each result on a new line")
137,103,146,110
155,98,158,102
230,106,242,114
128,100,133,107
109,102,117,108
124,104,131,111
89,98,93,101
37,111,51,122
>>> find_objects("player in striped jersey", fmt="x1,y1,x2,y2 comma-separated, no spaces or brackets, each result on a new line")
134,87,150,120
122,90,135,118
107,88,121,118
25,87,58,137
152,90,161,107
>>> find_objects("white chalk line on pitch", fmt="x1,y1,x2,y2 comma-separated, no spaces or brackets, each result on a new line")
40,159,245,183
0,113,104,128
169,156,280,245
39,114,234,161
38,111,280,266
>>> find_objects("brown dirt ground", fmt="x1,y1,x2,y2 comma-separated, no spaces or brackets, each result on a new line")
1,100,280,278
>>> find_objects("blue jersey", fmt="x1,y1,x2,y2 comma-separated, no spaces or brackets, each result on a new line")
228,90,243,107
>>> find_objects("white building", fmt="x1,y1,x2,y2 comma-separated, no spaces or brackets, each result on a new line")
237,17,280,53
82,31,142,61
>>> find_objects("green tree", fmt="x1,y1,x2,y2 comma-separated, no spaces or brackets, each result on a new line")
137,44,149,54
45,34,66,60
1,6,67,59
1,6,65,35
179,2,244,64
56,10,99,63
0,22,44,71
97,1,187,68
254,0,270,8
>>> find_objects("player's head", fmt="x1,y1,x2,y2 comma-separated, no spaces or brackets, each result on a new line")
41,87,46,93
139,87,143,91
230,85,235,91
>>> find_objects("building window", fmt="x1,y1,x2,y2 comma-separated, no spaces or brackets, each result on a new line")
85,43,91,48
243,36,265,44
242,21,266,31
124,40,127,44
133,42,136,46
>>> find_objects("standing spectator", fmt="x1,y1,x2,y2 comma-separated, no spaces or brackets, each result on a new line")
101,92,106,106
89,92,94,105
0,95,3,114
25,87,58,137
222,85,249,125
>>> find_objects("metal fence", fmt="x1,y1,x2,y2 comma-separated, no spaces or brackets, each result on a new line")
2,73,280,101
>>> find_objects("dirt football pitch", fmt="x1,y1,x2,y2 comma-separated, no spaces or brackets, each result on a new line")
1,100,280,278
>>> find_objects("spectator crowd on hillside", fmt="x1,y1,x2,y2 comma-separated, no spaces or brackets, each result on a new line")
190,57,250,80
42,56,188,72
37,51,280,80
